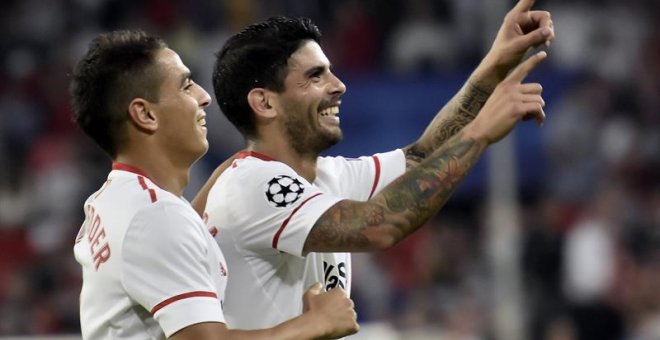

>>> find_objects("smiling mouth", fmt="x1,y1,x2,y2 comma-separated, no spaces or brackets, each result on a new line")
319,106,339,117
197,115,206,127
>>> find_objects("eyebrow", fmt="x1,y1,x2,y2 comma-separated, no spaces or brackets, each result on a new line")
303,65,329,78
179,71,192,88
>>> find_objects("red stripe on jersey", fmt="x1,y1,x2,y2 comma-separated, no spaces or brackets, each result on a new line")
151,291,218,315
272,193,323,249
137,176,158,203
368,155,381,199
235,151,276,161
112,162,161,189
112,162,149,177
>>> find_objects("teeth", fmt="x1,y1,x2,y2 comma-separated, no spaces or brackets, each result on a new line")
198,117,206,126
319,106,339,117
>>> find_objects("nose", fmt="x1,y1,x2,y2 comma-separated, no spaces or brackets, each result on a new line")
328,72,346,96
197,84,212,108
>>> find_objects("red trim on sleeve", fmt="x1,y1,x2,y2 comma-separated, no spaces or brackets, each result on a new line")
272,193,323,249
138,176,158,203
150,291,218,315
368,155,381,199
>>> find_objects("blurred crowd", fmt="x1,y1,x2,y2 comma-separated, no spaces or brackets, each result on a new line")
0,0,658,338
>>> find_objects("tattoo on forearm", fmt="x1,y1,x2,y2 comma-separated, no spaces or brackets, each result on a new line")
432,81,493,147
381,137,480,233
306,133,483,252
407,81,494,168
459,81,493,117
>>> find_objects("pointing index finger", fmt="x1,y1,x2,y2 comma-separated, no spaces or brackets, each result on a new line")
507,51,547,82
514,0,536,12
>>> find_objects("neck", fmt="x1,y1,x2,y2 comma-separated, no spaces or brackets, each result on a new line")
251,140,318,183
114,153,191,196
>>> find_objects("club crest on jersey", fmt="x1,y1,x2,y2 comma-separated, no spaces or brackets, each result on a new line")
265,175,305,208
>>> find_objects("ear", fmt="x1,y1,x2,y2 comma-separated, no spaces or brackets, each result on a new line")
127,98,158,133
247,88,277,119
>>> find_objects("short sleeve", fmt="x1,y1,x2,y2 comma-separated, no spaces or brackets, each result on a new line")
208,161,342,258
370,149,406,196
316,149,406,200
121,201,224,337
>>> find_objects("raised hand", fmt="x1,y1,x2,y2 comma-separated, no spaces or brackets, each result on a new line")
467,51,547,145
486,0,555,74
302,283,359,339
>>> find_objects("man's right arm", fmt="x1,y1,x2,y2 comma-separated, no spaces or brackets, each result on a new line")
170,284,358,340
304,51,547,254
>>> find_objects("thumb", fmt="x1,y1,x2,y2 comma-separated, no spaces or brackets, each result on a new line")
302,282,322,312
306,282,323,296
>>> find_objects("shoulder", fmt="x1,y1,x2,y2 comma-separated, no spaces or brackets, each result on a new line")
124,199,208,256
115,175,204,238
317,153,376,167
134,197,201,231
316,153,378,176
210,156,309,198
231,156,298,176
103,170,171,207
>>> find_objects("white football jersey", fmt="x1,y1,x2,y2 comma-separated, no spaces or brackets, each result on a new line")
204,149,405,329
74,163,228,339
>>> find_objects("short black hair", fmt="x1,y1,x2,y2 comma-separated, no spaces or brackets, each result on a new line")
70,30,167,158
212,16,322,138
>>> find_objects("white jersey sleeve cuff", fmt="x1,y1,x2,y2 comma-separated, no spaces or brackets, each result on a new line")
372,149,406,195
156,296,225,337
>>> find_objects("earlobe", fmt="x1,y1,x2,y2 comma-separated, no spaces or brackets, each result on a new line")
128,98,158,132
247,88,277,119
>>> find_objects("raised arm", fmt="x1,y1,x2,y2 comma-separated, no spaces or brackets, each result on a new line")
304,51,547,253
171,284,358,340
403,0,554,168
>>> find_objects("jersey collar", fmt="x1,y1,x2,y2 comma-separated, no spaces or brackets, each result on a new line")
112,162,156,184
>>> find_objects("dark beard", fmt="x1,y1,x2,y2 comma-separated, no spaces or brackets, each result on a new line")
285,117,342,156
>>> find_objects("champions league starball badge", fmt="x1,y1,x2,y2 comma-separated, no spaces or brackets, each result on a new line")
265,175,305,208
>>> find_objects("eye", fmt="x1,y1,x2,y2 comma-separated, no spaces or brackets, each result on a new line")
310,71,322,82
184,81,194,92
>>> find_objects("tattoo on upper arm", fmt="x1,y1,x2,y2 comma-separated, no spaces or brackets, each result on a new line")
306,200,383,252
305,133,483,252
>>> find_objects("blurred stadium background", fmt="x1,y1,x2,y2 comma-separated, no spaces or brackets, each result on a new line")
1,0,659,339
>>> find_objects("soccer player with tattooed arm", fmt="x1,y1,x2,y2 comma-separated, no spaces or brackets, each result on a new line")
194,0,554,332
